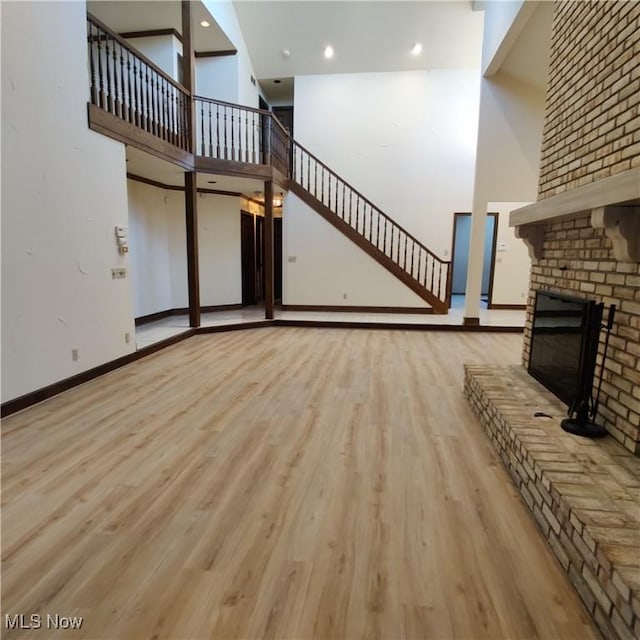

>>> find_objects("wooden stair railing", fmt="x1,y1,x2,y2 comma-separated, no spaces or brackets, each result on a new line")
289,142,451,312
87,14,190,152
194,96,290,176
191,99,450,311
85,17,450,311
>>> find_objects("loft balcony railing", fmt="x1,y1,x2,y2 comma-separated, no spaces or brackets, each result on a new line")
87,13,190,152
194,96,291,176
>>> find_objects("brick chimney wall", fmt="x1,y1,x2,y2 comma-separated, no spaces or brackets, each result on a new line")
522,1,640,454
538,1,640,199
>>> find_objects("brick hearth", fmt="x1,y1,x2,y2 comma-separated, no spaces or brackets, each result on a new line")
465,364,640,640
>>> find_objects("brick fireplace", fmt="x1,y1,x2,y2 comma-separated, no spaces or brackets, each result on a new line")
516,212,640,454
466,3,640,639
513,0,640,455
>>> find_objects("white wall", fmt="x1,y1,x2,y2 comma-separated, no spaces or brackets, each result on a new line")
195,193,242,306
473,75,545,202
196,56,238,103
125,35,183,81
464,1,548,317
488,201,532,306
201,1,261,108
167,192,188,309
283,194,428,307
128,185,241,314
127,180,173,317
1,1,135,402
284,70,480,306
465,72,545,315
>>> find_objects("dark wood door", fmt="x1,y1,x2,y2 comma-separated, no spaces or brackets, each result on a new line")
241,212,256,306
259,96,269,164
256,216,265,302
273,107,293,137
274,217,283,301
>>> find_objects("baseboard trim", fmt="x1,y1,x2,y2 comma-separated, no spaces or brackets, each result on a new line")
1,329,195,418
280,304,433,314
274,319,523,333
135,309,173,326
2,319,522,417
135,304,243,326
196,321,276,334
487,303,527,310
201,303,244,313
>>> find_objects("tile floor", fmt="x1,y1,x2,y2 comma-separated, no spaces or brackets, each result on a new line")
135,299,526,349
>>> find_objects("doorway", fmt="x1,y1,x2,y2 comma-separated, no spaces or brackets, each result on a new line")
274,218,282,302
273,106,294,138
240,212,283,306
241,212,257,306
450,212,498,308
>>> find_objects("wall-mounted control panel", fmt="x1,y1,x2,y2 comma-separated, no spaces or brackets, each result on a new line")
115,226,129,254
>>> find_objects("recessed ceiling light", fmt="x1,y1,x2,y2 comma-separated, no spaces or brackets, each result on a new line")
273,79,282,84
411,43,423,56
282,49,291,58
200,20,210,27
324,45,334,59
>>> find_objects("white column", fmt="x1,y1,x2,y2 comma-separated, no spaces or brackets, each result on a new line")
463,199,487,324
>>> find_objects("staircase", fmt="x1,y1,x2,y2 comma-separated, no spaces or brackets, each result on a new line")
191,95,451,312
289,142,451,312
83,14,451,313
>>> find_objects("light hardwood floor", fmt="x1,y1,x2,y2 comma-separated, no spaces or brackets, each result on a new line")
2,328,599,640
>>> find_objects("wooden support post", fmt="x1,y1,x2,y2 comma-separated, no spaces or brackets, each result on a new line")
185,171,200,327
181,3,199,327
181,1,195,154
264,180,275,319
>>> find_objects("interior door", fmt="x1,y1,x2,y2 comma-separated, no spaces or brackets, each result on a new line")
273,106,294,138
259,96,269,164
274,217,283,301
241,212,256,306
256,216,265,302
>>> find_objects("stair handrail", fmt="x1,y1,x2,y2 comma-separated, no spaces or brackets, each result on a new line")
194,94,269,116
291,140,450,267
193,95,292,136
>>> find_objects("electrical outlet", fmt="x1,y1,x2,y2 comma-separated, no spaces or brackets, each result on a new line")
288,256,296,263
71,348,79,361
125,332,131,344
343,293,347,300
111,268,126,279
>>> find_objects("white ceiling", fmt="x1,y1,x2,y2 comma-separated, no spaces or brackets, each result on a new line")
110,1,551,186
125,147,268,197
234,1,484,80
87,1,235,53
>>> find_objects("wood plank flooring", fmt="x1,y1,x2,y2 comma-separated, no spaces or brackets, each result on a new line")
1,328,599,639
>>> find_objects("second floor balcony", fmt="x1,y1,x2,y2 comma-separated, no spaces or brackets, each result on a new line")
87,13,291,179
